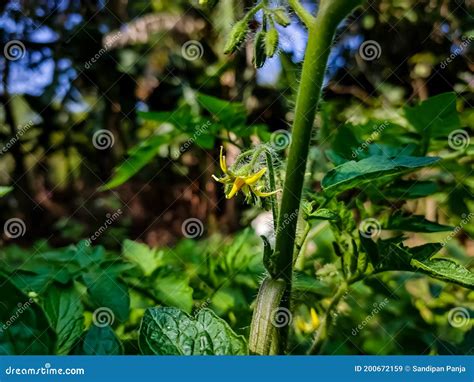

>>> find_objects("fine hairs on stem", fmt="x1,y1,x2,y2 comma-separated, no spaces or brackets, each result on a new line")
249,0,365,355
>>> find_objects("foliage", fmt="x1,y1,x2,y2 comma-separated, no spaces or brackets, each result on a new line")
0,0,473,356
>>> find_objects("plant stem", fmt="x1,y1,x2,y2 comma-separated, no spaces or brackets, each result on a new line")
249,0,364,355
308,272,367,354
287,0,315,27
307,281,348,355
264,149,279,232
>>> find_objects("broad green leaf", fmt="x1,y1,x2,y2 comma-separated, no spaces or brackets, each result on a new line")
197,94,246,127
83,272,130,323
405,92,460,138
195,309,247,354
139,307,247,355
328,124,360,162
122,239,163,276
74,241,106,269
307,208,339,221
383,180,438,200
153,272,194,313
75,326,123,355
138,109,190,127
321,155,440,194
293,273,333,297
386,213,453,232
409,243,443,262
0,274,56,354
100,134,173,190
42,285,84,355
362,240,474,289
0,186,13,197
411,258,474,289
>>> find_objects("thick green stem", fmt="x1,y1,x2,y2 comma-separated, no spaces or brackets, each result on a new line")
249,0,364,355
264,149,279,232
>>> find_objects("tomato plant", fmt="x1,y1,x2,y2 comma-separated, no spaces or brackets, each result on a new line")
0,0,473,356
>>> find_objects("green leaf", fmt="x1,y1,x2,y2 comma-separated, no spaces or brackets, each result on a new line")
386,213,454,233
153,272,194,313
409,242,443,261
75,326,123,355
411,258,474,289
42,285,84,355
74,241,106,269
321,155,440,194
293,273,333,297
328,124,361,162
362,240,474,289
0,186,13,197
139,307,247,355
383,180,438,199
100,134,173,190
122,239,163,277
0,274,56,354
197,94,246,128
138,109,190,127
405,92,460,138
138,110,216,150
307,208,339,221
83,272,130,323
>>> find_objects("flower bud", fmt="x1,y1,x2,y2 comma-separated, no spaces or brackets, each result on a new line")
273,7,291,27
265,28,279,58
253,30,266,68
224,19,249,54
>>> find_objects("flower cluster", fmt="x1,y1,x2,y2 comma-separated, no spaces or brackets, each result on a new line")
212,146,279,203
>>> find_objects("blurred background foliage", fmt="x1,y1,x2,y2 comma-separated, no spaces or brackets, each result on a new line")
0,0,473,355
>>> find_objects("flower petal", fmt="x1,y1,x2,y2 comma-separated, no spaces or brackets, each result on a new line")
244,167,267,185
226,177,245,199
212,174,230,183
251,186,281,198
219,146,228,174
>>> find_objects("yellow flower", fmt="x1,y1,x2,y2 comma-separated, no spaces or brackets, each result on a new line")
295,308,320,334
212,146,279,200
